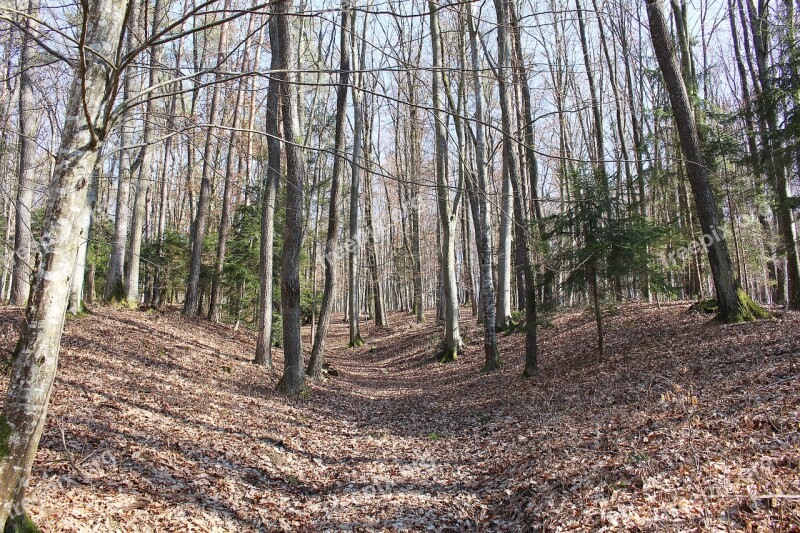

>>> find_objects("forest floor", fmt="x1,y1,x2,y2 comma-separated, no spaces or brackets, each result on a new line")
0,301,798,532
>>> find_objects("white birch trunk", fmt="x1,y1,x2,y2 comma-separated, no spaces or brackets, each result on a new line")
0,0,125,525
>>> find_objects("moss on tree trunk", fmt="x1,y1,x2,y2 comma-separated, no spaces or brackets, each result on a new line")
4,513,40,533
720,288,772,323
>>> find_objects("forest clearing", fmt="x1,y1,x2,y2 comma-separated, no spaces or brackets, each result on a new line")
0,303,797,531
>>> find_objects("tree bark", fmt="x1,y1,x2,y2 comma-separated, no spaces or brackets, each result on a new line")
348,8,366,348
68,147,104,315
364,125,386,328
0,0,125,525
9,0,39,307
274,0,306,395
307,0,350,379
494,0,537,373
429,0,463,361
496,155,513,329
104,0,140,302
465,2,500,368
255,15,283,369
645,0,768,322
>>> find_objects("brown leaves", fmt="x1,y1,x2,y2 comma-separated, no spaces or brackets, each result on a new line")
0,303,797,531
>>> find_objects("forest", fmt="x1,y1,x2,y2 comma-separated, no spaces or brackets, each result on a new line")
0,0,798,529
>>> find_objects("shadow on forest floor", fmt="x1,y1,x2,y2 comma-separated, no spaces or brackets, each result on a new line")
0,301,798,531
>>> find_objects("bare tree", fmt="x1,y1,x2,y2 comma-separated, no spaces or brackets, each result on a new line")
184,0,232,317
307,0,351,379
255,14,283,368
0,0,127,525
429,0,464,361
274,0,306,395
9,0,39,306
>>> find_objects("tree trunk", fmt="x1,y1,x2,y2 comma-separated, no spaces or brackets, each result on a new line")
465,3,500,368
307,0,351,379
364,131,386,328
124,0,162,306
745,0,800,309
183,0,231,316
429,0,463,361
0,0,125,525
348,9,366,348
645,0,768,322
68,147,104,315
254,15,281,368
209,13,256,321
496,155,513,329
494,0,537,373
274,0,306,395
9,0,38,307
104,0,140,302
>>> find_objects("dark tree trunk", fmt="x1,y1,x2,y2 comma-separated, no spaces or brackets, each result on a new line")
307,0,351,379
645,0,768,322
274,0,306,395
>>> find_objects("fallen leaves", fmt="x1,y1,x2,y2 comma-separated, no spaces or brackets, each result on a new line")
0,302,796,531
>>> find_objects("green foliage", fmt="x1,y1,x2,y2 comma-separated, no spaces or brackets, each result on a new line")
87,218,114,299
222,203,263,322
220,199,316,329
549,168,669,299
140,228,191,301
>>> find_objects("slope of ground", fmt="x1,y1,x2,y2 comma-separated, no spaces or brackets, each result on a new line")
0,302,797,531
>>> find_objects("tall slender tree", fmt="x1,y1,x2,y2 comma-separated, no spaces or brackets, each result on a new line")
429,0,464,361
274,0,306,395
183,0,232,317
307,0,351,379
0,0,127,525
9,0,39,307
645,0,768,323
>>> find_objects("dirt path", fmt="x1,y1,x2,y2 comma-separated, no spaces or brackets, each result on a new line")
0,304,798,531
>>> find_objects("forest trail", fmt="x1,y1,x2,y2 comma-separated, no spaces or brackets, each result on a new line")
0,303,798,531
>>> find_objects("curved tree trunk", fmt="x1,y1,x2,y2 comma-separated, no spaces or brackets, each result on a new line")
0,0,125,526
645,0,768,323
307,1,351,378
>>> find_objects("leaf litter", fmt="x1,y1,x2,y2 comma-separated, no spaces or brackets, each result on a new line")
0,301,797,531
